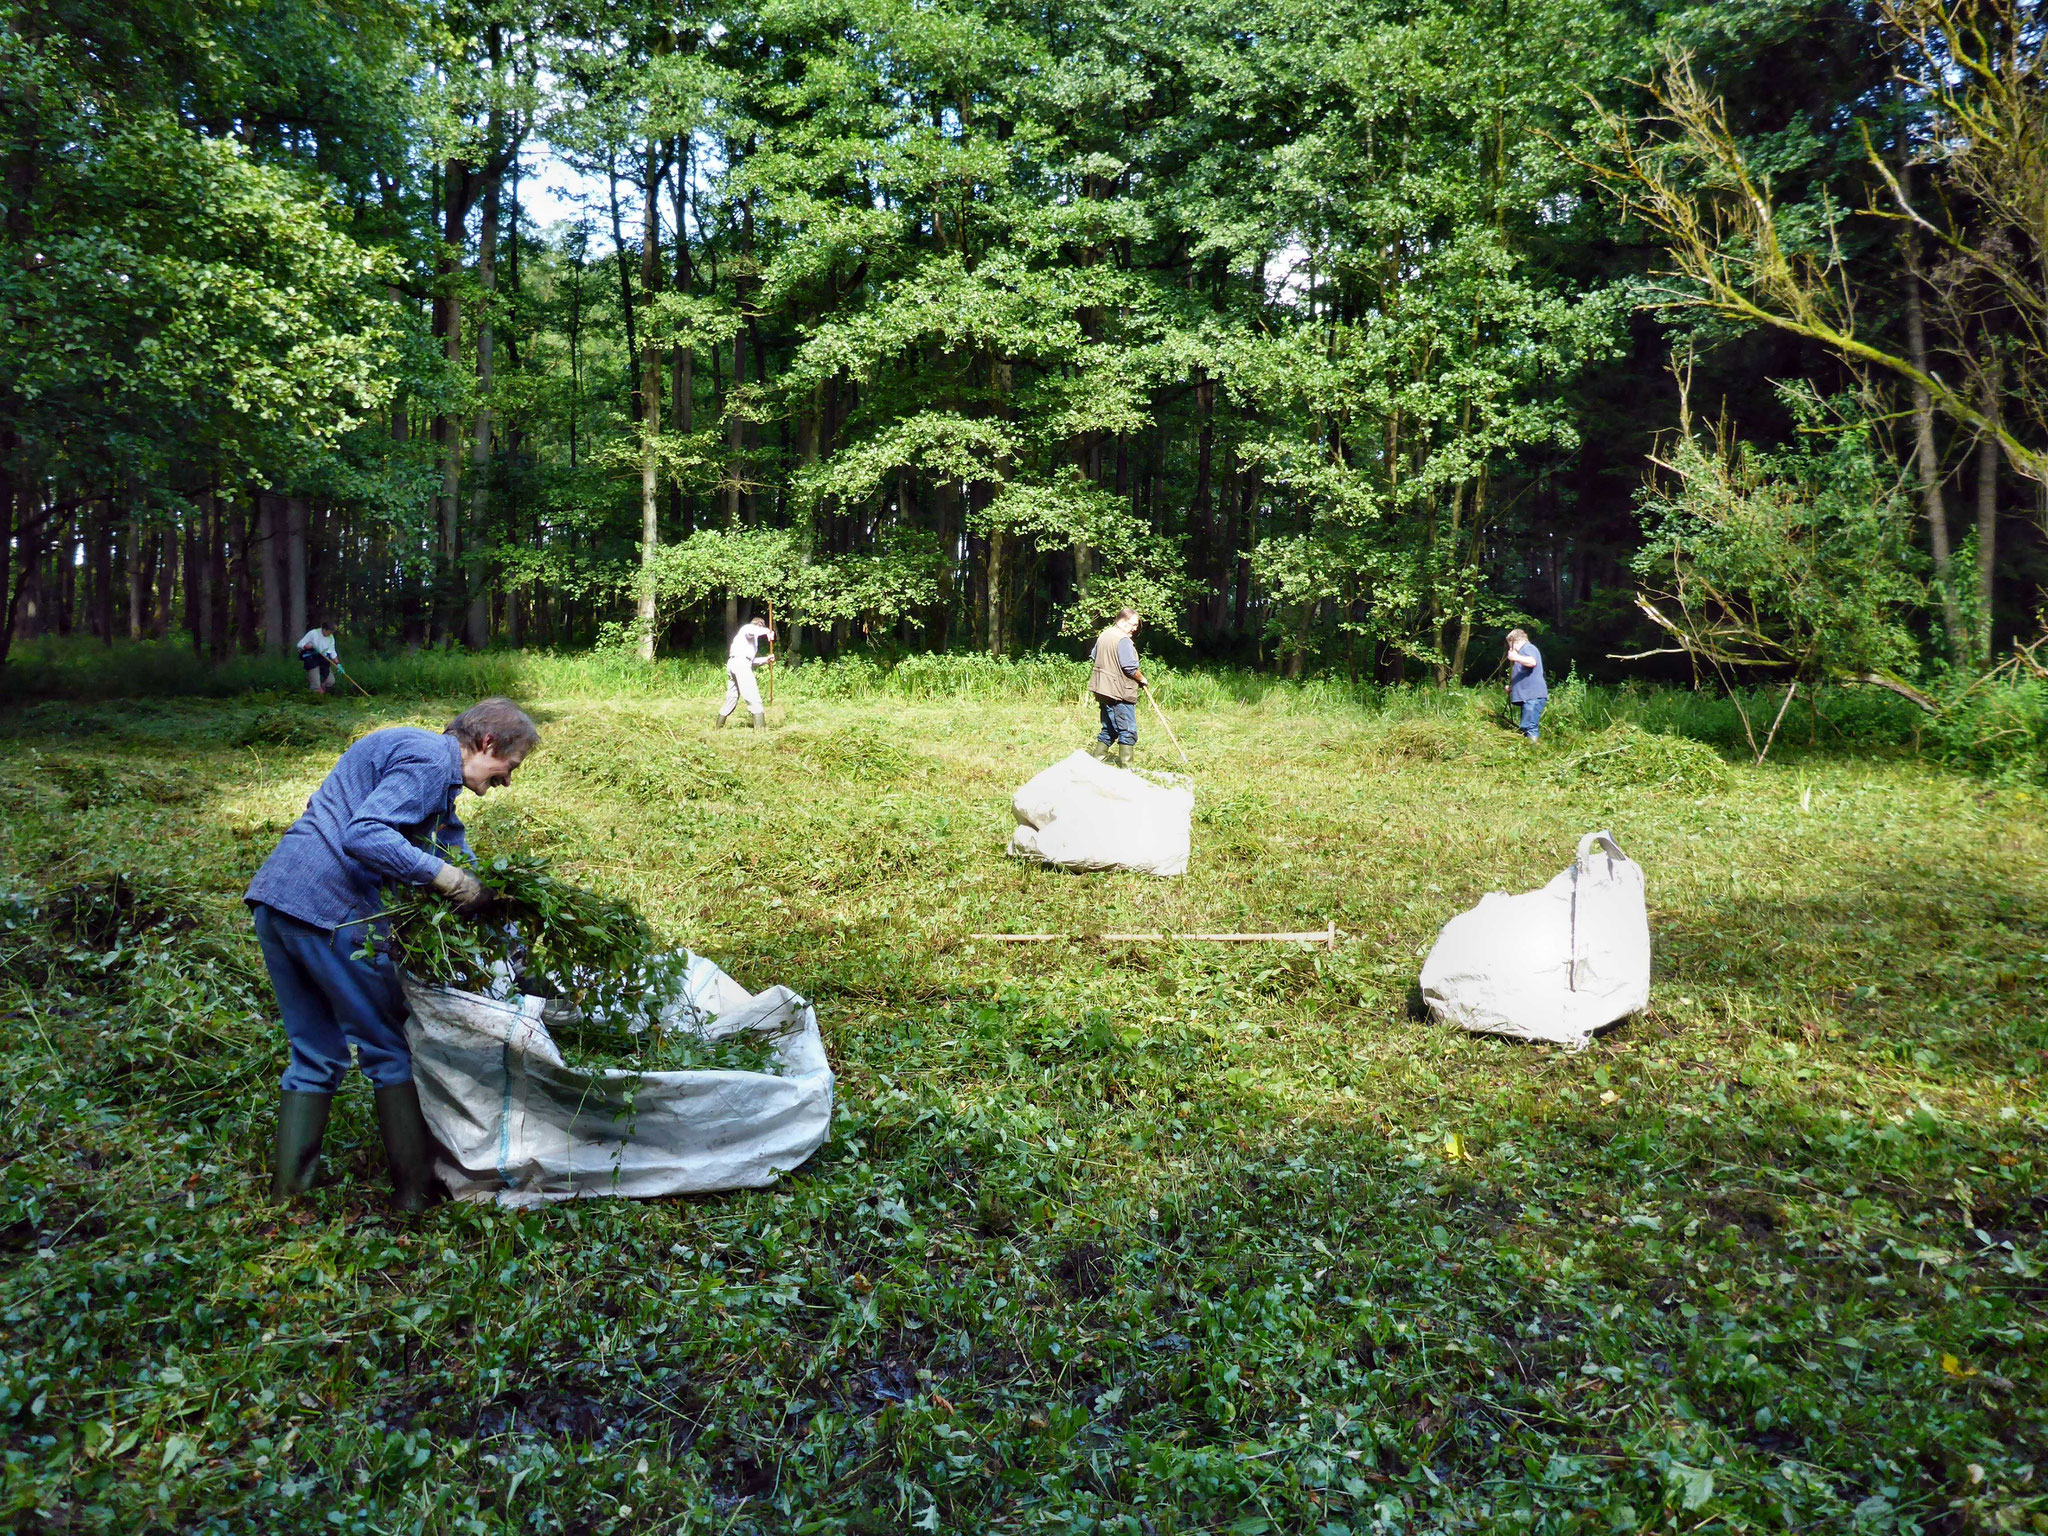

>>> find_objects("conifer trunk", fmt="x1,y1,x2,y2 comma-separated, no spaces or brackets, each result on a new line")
637,136,663,662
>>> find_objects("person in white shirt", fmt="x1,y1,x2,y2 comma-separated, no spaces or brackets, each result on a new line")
297,625,340,694
716,617,776,729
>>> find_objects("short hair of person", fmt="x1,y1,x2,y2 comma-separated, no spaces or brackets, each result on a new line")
1117,606,1140,624
445,697,540,757
1507,628,1528,646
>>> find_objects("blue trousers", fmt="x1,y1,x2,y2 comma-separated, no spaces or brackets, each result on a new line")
1519,698,1546,740
1096,699,1138,747
252,902,410,1091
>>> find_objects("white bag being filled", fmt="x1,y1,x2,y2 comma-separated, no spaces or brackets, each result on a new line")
1418,831,1650,1049
404,952,833,1207
1008,749,1193,877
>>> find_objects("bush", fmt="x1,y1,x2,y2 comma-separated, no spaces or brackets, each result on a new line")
1928,676,2048,783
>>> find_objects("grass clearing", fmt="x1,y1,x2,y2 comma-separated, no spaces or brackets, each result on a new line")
1,665,2044,1534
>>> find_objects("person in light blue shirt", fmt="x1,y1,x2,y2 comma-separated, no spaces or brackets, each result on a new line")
245,697,538,1208
1506,629,1548,741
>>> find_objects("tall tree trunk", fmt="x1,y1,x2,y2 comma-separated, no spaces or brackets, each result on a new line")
607,149,639,406
257,493,287,651
229,493,256,652
986,527,1007,657
637,137,664,662
725,324,745,527
671,133,694,539
126,508,145,640
1234,470,1259,640
206,492,228,661
465,171,501,649
1976,367,2001,663
0,442,17,663
286,495,308,644
56,512,75,635
152,525,172,639
89,503,113,643
1191,368,1215,638
432,158,472,645
1904,235,1961,651
183,509,203,655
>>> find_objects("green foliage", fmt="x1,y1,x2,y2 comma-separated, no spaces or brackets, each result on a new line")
1928,675,2048,784
1631,393,1926,688
377,850,690,1050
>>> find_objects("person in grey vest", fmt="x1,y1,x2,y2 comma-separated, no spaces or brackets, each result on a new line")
1506,629,1548,741
1087,608,1145,769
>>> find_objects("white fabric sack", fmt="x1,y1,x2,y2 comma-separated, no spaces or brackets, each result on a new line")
1418,831,1650,1049
1008,749,1193,877
404,952,833,1207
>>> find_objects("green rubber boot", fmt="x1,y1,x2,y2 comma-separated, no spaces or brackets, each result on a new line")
270,1091,333,1201
374,1081,441,1213
1115,742,1133,771
1087,738,1111,761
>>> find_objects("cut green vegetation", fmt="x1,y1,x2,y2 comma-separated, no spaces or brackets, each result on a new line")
373,850,777,1073
1,660,2043,1534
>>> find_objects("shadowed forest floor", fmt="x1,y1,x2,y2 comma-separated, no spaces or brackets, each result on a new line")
1,672,2043,1534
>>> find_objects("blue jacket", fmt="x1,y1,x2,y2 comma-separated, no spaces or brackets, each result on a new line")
245,728,469,931
1508,644,1548,703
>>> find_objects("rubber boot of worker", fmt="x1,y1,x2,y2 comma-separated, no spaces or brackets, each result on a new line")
374,1081,441,1213
750,709,767,731
1087,738,1111,761
1115,742,1133,771
714,709,729,729
270,1091,333,1201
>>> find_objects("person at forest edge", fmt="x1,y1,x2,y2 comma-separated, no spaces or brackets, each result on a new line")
1506,628,1548,741
1087,608,1146,769
297,624,340,693
716,616,776,729
245,697,539,1210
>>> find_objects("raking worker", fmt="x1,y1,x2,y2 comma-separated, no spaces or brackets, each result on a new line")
716,614,776,729
297,622,341,694
1086,606,1147,769
244,697,539,1210
1506,628,1548,741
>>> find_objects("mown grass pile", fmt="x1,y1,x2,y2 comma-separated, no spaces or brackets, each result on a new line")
378,850,782,1075
0,659,2042,1535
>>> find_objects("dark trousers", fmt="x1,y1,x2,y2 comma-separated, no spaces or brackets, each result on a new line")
1096,698,1138,746
252,903,410,1091
300,651,332,689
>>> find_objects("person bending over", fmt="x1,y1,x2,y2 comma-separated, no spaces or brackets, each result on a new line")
1506,629,1548,742
1087,607,1146,769
297,623,340,694
244,697,539,1209
717,616,776,730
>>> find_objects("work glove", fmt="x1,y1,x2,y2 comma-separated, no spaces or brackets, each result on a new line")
429,861,497,917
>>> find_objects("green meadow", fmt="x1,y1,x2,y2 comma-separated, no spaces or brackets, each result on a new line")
1,654,2042,1534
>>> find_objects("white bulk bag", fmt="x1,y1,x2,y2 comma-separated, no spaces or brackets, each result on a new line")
403,953,833,1206
1418,831,1650,1049
1008,749,1193,877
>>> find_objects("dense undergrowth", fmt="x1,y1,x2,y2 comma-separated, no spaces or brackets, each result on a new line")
0,668,2042,1534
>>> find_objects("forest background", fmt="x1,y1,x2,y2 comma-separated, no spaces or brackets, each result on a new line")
6,0,2048,702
